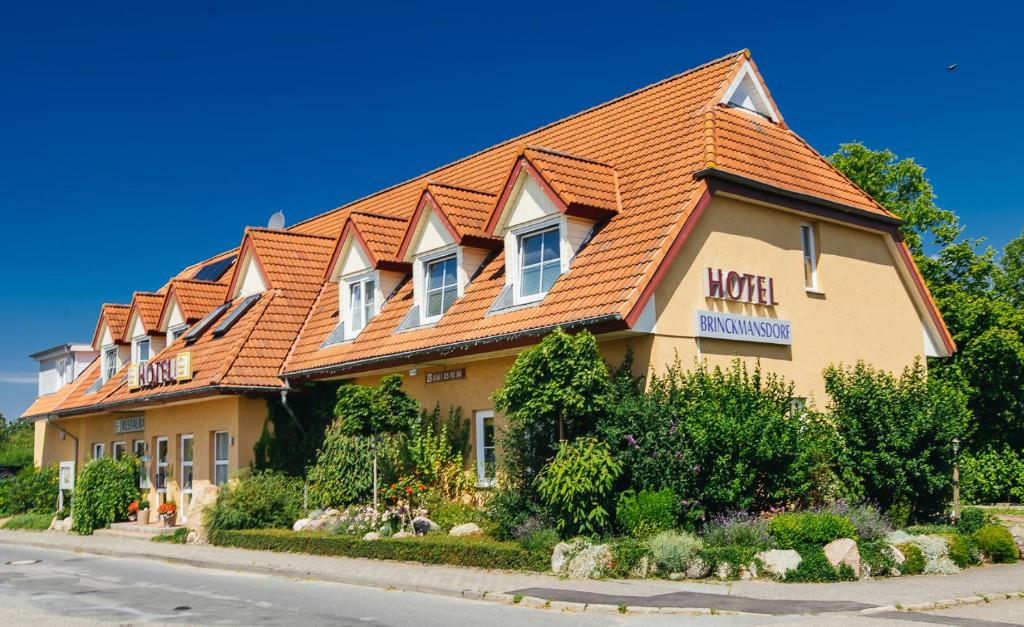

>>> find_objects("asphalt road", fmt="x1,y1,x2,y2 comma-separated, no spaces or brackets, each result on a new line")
1,543,1023,626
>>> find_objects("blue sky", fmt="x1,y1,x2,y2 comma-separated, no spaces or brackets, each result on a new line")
1,1,1021,418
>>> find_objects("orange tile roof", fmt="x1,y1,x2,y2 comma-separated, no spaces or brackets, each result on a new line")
163,279,229,323
27,50,950,418
91,304,130,347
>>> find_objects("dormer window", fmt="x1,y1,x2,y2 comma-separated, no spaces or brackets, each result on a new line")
133,338,150,365
424,254,458,321
518,226,561,301
103,346,118,382
168,324,189,344
344,273,377,339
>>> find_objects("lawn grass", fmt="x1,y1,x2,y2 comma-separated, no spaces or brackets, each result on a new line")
2,513,53,531
151,528,189,544
975,505,1024,517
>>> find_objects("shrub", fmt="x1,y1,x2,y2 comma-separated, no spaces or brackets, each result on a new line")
204,470,303,533
785,547,840,582
485,488,551,541
974,525,1019,563
306,430,402,508
419,495,490,533
0,419,33,469
152,527,189,544
702,511,774,549
517,527,560,554
71,456,139,534
961,445,1024,505
608,537,650,578
824,360,971,521
2,512,53,531
494,329,611,497
957,507,991,535
0,464,58,515
769,512,856,549
648,530,703,573
599,359,845,519
698,544,758,580
859,539,898,577
616,489,678,538
888,531,959,574
407,406,473,501
821,501,892,541
209,529,550,571
536,437,622,537
945,533,974,569
898,543,926,575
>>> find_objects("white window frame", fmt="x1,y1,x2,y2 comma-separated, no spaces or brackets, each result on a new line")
801,223,819,292
155,436,168,493
168,323,189,344
133,336,151,365
504,216,567,306
92,442,105,460
102,346,118,383
112,441,126,460
180,434,194,495
474,410,496,487
421,250,459,324
343,271,378,340
214,431,229,486
134,439,149,489
516,225,562,303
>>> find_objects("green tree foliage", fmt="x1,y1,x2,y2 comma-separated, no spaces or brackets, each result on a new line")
493,328,610,492
536,437,622,537
305,430,402,508
824,360,971,521
960,446,1024,504
599,359,845,521
0,464,58,515
830,144,1024,458
204,470,303,532
405,406,471,500
335,374,419,438
615,488,679,538
254,380,344,476
0,418,34,469
768,512,857,549
71,456,139,534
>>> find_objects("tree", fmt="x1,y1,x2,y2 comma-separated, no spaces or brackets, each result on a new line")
0,417,34,469
493,328,610,492
333,374,419,509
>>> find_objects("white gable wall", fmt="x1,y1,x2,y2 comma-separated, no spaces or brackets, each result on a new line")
236,252,268,298
339,238,372,278
129,313,146,340
502,173,560,234
413,208,456,257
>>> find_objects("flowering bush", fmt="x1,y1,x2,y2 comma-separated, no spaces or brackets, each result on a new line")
330,505,403,536
157,501,177,521
702,511,774,549
127,500,139,515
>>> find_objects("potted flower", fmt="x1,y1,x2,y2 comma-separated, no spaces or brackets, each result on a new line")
127,500,140,522
157,501,177,527
138,499,150,525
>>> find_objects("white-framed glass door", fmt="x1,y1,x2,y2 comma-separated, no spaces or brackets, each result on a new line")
214,431,229,486
112,441,126,460
474,410,496,487
180,434,193,523
133,439,149,489
155,437,168,494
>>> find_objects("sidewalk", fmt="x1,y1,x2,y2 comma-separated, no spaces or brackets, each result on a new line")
2,529,1023,615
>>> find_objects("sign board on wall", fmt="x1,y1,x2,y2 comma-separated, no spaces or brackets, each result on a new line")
114,416,145,434
695,310,792,345
128,352,193,390
425,368,466,384
705,268,778,305
59,461,75,490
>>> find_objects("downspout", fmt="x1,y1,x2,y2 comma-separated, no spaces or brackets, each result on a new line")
279,382,308,512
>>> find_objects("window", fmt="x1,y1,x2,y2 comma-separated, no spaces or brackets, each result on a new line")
790,397,808,417
518,227,561,300
155,437,168,491
112,441,126,460
475,410,496,487
180,435,193,494
214,431,229,486
134,439,149,488
346,275,376,336
425,255,458,320
133,338,150,365
801,223,818,291
168,324,189,344
103,347,118,382
92,442,105,460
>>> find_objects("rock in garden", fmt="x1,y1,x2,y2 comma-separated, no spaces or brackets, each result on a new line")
824,538,860,573
551,542,573,573
756,549,802,578
412,516,439,535
715,562,733,579
324,508,340,517
630,555,656,579
448,523,483,537
363,532,380,541
62,517,73,532
392,530,413,538
49,516,61,531
305,517,329,532
186,531,199,544
186,484,219,544
1009,526,1024,556
565,543,612,579
292,518,311,532
685,557,710,579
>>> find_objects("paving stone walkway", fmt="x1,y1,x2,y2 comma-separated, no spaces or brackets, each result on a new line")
2,529,1024,616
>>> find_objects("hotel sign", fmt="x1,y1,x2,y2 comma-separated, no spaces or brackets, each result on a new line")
705,268,778,305
425,368,466,384
114,416,145,434
128,352,193,390
695,310,792,346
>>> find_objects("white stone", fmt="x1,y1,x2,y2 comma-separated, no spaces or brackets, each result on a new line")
565,543,611,579
186,531,199,544
551,542,574,573
363,532,380,541
715,562,732,579
890,546,906,564
756,549,802,578
411,516,439,532
448,523,483,537
292,518,311,532
392,530,413,538
685,557,709,579
1009,526,1024,556
824,538,860,574
62,517,73,532
324,508,340,517
185,484,219,544
49,516,61,531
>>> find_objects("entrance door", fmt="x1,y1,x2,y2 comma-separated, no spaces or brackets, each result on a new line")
180,435,193,523
155,437,168,497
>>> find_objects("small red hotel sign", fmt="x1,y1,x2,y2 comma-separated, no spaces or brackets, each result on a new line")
704,267,778,305
128,352,193,390
425,368,466,384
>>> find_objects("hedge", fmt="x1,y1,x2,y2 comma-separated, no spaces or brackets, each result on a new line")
209,528,550,571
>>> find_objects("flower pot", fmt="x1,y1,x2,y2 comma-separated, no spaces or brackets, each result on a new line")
137,509,149,525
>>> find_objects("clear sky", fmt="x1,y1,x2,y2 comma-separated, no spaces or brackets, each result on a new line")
1,0,1021,418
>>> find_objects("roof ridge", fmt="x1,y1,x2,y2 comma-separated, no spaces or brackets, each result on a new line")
285,50,747,233
246,226,337,241
425,181,497,196
350,210,408,222
524,145,615,168
171,278,228,287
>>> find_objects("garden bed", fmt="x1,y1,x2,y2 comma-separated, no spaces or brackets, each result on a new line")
209,528,550,572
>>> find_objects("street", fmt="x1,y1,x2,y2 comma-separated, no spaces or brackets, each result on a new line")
2,544,1024,626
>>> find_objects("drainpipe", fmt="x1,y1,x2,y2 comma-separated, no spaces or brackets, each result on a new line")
279,385,306,438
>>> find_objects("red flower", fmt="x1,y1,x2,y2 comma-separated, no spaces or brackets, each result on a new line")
418,484,425,491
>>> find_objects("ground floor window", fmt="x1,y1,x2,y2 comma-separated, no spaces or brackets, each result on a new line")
214,431,229,486
180,434,194,494
155,437,168,491
475,410,496,487
112,441,126,460
92,442,104,460
133,439,148,488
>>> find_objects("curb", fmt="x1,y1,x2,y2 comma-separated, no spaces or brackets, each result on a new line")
858,590,1024,615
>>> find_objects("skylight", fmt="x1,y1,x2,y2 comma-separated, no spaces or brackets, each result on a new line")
193,256,237,282
212,294,260,337
183,303,230,344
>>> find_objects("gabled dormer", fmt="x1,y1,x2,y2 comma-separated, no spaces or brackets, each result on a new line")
394,183,500,329
227,239,270,300
121,292,165,368
485,146,619,310
90,303,131,384
323,212,409,344
157,279,230,346
717,53,783,124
